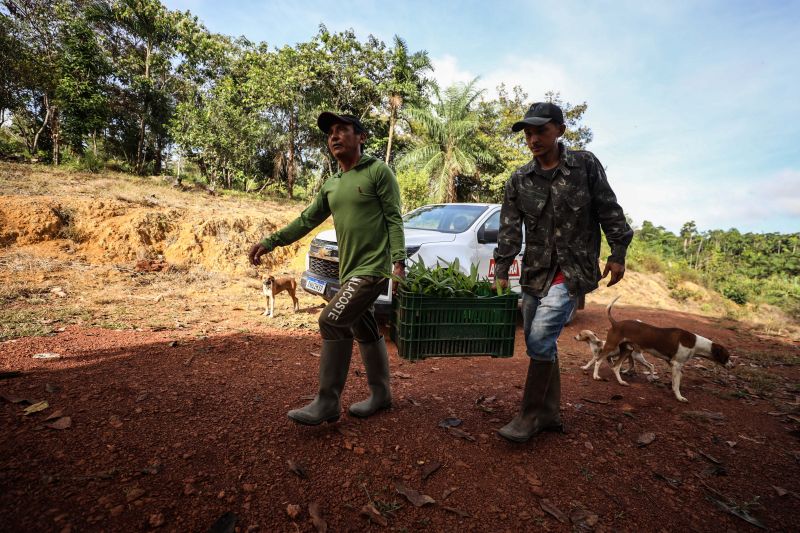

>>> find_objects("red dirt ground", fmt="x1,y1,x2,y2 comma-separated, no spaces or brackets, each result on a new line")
1,303,799,532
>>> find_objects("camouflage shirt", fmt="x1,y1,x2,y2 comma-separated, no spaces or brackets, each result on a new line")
493,144,633,297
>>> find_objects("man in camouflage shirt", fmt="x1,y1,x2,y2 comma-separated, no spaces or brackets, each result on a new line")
494,102,633,443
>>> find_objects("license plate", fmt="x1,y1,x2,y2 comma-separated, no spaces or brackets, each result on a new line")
305,276,326,294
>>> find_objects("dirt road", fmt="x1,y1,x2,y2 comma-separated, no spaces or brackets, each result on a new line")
2,303,799,532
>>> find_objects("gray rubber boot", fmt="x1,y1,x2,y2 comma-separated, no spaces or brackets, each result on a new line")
498,359,558,443
348,337,392,418
288,338,353,425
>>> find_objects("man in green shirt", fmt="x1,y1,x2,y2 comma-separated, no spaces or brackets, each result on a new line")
249,112,406,425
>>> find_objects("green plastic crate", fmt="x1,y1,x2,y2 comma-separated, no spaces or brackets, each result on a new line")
390,291,519,360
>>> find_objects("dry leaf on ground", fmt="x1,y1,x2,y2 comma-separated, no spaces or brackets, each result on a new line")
447,427,476,442
395,481,435,507
44,409,64,421
360,503,388,526
421,460,442,480
570,506,599,530
308,502,327,533
23,401,48,415
540,499,567,523
45,416,72,430
442,506,471,518
286,504,301,519
637,432,656,447
438,417,462,428
287,459,307,479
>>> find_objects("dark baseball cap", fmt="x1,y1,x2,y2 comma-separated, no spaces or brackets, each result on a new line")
317,112,367,134
511,102,565,132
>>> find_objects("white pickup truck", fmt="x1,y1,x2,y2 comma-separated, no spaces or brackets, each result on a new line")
300,203,583,319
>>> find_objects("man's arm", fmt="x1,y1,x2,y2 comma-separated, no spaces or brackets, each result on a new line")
375,163,406,265
493,176,523,286
587,154,633,285
249,190,331,265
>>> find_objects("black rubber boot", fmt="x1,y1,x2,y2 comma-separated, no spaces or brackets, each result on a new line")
542,358,564,433
498,359,560,443
288,338,352,425
348,337,392,418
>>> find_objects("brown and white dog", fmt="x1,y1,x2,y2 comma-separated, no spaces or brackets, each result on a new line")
262,275,299,318
599,296,733,402
574,329,657,381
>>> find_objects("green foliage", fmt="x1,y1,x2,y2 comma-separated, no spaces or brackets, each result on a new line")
396,168,430,212
398,80,495,202
632,220,799,315
399,257,511,297
670,287,698,302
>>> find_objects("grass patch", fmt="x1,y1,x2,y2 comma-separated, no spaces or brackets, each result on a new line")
743,350,800,366
734,367,780,395
0,306,92,341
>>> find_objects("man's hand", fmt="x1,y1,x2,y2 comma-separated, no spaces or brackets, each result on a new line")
492,278,510,291
601,261,625,287
248,242,270,266
392,262,405,295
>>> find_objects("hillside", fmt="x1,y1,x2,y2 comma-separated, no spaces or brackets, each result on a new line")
0,162,797,342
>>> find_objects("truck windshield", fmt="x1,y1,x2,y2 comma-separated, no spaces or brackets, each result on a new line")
403,204,489,233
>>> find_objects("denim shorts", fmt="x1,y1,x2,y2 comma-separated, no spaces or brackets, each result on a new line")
521,283,577,361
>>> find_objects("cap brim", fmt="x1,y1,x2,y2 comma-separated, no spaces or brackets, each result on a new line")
318,112,346,134
511,117,552,132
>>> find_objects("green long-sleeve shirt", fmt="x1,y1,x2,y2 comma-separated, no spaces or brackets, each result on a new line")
260,154,406,283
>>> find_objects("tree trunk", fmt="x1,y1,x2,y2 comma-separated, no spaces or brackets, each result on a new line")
385,96,400,164
136,44,152,175
51,108,60,165
154,134,163,175
92,130,98,157
31,94,52,159
287,112,296,199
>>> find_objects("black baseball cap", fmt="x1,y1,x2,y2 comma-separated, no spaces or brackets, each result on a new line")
317,112,367,134
511,102,565,132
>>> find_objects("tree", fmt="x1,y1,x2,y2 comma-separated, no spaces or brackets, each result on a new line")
56,13,110,156
680,221,698,255
2,0,75,162
93,0,180,174
381,35,431,164
398,80,494,202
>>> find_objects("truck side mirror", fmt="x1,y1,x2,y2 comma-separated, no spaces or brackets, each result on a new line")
477,226,499,244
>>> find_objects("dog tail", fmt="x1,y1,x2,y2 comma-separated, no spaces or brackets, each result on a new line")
607,296,621,326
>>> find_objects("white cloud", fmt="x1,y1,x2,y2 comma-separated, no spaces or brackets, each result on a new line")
762,169,800,216
430,54,582,103
429,54,476,89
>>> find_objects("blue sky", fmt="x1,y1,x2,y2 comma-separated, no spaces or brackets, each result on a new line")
164,0,800,234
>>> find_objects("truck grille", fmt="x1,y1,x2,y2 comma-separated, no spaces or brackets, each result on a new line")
309,257,339,279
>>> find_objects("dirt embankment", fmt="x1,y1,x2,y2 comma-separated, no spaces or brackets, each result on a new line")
0,163,334,338
0,192,298,276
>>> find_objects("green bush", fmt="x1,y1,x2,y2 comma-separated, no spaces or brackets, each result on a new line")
397,168,431,212
719,283,749,305
670,287,698,302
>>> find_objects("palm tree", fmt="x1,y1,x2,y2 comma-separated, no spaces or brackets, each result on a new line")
398,79,493,202
383,36,431,164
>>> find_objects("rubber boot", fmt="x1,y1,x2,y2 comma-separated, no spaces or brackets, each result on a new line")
348,337,392,418
541,358,564,433
498,359,559,443
288,338,352,425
